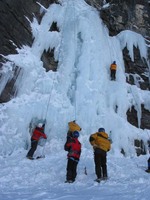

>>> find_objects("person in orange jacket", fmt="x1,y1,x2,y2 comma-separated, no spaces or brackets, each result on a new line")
26,123,47,160
110,61,117,81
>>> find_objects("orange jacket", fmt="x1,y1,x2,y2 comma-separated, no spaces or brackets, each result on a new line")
110,63,117,70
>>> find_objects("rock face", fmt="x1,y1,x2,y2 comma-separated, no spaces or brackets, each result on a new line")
0,0,59,64
87,0,150,36
0,0,59,102
0,0,150,130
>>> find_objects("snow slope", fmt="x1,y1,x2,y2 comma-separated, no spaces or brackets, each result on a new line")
0,147,150,200
0,0,150,199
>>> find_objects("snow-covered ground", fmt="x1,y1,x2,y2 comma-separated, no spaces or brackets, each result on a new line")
0,145,150,200
0,0,150,199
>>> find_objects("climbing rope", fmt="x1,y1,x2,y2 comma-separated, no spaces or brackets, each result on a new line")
58,0,78,120
44,73,56,121
43,1,70,122
72,0,77,121
43,1,78,122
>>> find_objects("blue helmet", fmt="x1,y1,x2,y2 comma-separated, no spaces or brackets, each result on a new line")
98,128,105,132
73,131,79,138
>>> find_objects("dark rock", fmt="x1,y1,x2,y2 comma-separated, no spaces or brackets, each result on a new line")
0,64,22,103
0,0,58,57
41,49,58,72
124,47,150,90
0,0,59,102
127,105,150,130
141,104,150,130
134,139,146,156
127,106,138,128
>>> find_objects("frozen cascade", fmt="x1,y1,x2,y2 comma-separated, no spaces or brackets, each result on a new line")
0,0,149,157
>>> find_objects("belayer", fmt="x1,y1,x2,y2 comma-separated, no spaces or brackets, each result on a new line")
64,131,81,183
89,128,111,183
26,123,47,160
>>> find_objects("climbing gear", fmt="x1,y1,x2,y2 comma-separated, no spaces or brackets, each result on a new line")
68,121,81,132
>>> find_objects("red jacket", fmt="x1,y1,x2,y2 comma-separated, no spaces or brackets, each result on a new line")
64,137,81,160
31,127,47,141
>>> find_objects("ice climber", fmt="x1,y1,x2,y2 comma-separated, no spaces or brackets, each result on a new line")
26,123,47,160
110,61,117,81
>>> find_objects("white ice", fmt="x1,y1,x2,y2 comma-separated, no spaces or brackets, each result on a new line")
0,0,150,199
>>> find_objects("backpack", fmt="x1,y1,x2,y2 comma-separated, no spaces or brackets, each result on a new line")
96,132,111,152
68,121,81,132
90,132,111,152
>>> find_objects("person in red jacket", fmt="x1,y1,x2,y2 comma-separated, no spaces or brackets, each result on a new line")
64,131,81,183
26,123,47,160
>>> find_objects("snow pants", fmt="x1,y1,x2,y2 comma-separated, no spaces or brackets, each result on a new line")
94,151,107,179
66,158,78,182
110,69,116,80
27,139,38,157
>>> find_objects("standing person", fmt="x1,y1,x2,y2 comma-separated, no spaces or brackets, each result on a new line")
64,131,81,183
67,120,82,138
26,123,47,160
110,61,117,80
145,143,150,173
89,128,111,183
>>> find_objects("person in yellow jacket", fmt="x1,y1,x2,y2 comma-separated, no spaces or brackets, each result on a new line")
67,120,82,138
89,128,111,183
110,61,117,81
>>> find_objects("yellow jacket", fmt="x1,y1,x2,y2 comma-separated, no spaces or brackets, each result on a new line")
89,132,111,152
68,121,81,132
110,63,117,70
